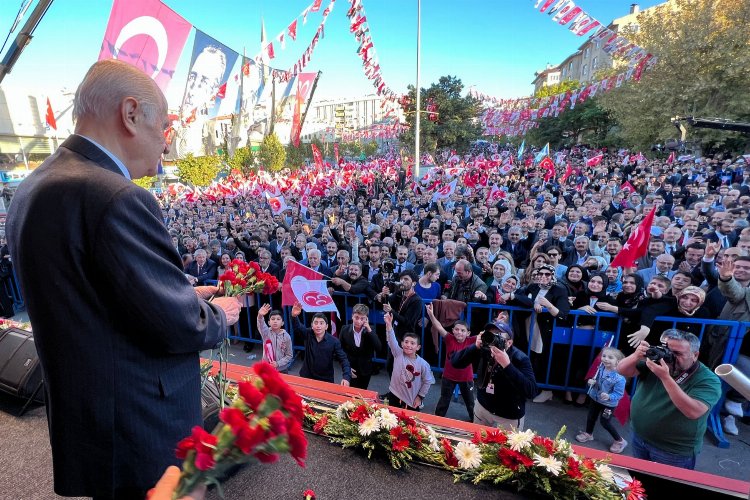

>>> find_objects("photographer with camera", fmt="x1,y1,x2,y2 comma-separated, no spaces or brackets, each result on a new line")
618,330,721,469
451,322,537,430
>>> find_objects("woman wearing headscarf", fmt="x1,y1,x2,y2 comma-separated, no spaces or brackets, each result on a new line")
604,267,623,298
485,259,512,289
627,285,710,347
515,264,570,403
595,273,645,353
561,265,589,300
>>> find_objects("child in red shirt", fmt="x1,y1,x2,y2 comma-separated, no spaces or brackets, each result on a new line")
426,304,476,421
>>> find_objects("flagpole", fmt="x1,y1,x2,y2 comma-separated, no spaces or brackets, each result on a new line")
413,0,421,179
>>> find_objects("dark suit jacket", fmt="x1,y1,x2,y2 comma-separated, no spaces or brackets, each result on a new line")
259,262,281,280
6,135,227,497
185,259,218,285
339,324,382,377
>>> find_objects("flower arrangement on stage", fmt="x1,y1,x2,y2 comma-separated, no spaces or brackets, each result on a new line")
172,362,307,499
218,259,280,297
304,399,443,469
303,399,645,500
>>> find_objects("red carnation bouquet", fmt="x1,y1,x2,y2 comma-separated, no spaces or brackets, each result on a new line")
218,259,280,297
172,362,307,498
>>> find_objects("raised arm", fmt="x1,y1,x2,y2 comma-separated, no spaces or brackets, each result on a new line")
425,303,449,337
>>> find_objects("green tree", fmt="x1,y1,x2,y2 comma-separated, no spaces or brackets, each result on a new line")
227,146,255,175
599,0,750,152
534,80,581,98
176,154,222,187
400,75,483,153
526,98,614,148
285,143,306,169
258,132,286,172
362,140,378,157
132,176,156,190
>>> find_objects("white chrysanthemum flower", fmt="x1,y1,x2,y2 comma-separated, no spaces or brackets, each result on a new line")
596,463,615,483
377,408,399,430
336,401,356,419
533,453,563,476
358,415,381,436
507,429,535,452
455,441,482,469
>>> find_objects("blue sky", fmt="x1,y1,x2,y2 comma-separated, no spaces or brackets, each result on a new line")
0,0,662,106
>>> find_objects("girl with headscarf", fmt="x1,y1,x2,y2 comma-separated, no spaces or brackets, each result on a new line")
515,264,570,403
605,267,623,298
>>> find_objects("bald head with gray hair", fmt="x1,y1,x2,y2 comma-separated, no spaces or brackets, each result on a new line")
72,59,169,180
74,59,165,124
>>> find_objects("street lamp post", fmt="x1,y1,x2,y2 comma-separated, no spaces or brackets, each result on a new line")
413,0,421,179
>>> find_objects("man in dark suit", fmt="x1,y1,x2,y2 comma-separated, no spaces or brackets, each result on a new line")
257,249,280,279
184,248,218,285
339,303,382,389
6,60,241,499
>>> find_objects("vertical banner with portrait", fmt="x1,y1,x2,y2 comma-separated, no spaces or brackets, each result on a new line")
98,0,193,92
175,30,239,157
180,30,239,120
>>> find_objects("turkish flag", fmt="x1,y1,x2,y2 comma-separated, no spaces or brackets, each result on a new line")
539,157,555,182
311,144,324,170
620,180,637,194
487,185,506,204
609,206,657,268
586,154,604,167
266,193,288,215
431,178,458,203
291,73,316,147
216,82,227,99
288,20,298,40
560,163,573,184
282,260,323,306
45,97,57,131
98,0,192,91
666,151,675,164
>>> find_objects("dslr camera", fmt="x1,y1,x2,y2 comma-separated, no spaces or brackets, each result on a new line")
645,329,681,365
480,323,509,352
380,259,400,291
645,345,675,365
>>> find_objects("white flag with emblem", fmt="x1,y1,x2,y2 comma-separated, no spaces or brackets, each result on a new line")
290,276,340,316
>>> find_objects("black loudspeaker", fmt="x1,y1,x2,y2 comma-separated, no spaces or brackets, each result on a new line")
0,328,44,415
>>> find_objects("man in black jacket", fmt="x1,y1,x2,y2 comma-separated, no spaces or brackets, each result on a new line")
339,303,382,389
452,322,537,430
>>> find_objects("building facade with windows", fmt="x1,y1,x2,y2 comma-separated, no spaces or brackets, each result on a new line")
532,3,662,92
301,94,403,143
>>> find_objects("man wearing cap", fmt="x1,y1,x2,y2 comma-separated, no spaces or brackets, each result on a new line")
451,322,537,430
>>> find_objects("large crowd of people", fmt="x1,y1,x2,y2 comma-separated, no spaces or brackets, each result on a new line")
161,141,750,467
8,59,747,499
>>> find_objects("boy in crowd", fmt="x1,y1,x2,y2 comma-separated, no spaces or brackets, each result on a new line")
383,311,435,410
256,303,294,373
291,302,351,386
339,304,382,389
425,303,476,421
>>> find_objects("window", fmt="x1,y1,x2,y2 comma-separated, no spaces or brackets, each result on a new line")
592,57,598,70
582,64,588,76
584,47,590,59
562,67,566,78
569,62,574,72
